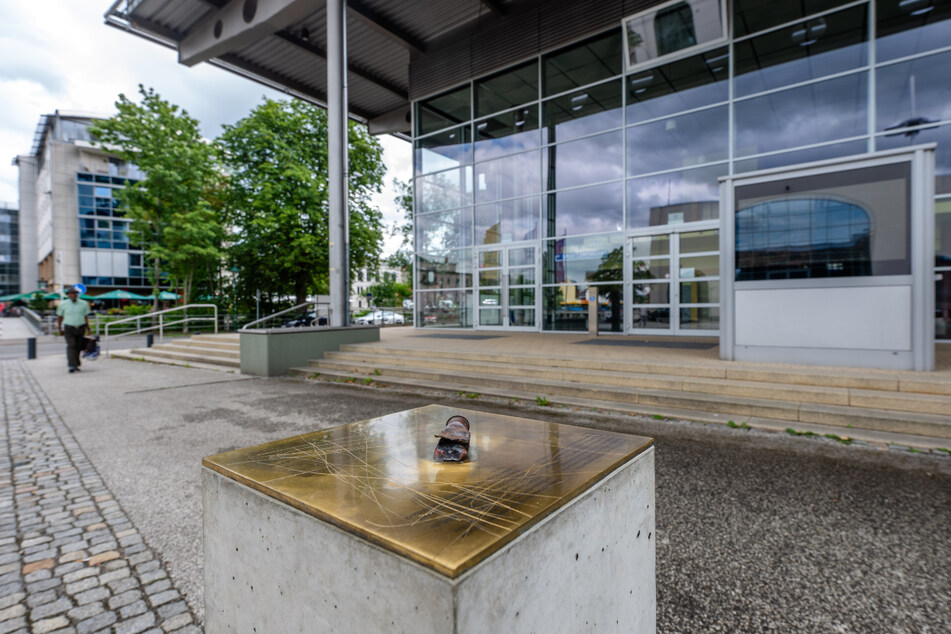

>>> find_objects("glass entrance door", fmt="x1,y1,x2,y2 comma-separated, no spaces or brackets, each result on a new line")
628,229,720,335
476,244,538,330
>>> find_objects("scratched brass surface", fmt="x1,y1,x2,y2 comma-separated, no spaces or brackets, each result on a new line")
203,404,653,578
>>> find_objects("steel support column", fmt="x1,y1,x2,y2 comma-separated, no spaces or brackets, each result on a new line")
327,0,349,327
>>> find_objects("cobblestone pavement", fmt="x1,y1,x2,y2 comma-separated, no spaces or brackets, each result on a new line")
0,361,198,634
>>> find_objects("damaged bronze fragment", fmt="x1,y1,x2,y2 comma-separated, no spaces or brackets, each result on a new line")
433,415,471,462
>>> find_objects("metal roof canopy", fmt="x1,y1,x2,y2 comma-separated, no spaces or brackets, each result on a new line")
103,0,642,135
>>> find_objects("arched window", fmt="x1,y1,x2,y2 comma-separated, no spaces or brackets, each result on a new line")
735,197,872,280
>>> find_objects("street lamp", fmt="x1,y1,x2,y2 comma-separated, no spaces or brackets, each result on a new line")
231,266,239,331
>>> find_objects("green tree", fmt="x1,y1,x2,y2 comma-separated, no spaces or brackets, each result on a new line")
385,177,414,276
89,86,220,309
367,279,412,307
218,99,386,308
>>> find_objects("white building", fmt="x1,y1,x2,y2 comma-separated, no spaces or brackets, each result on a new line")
14,111,148,295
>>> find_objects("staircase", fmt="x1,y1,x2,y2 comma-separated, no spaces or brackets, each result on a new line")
110,333,241,372
290,342,951,446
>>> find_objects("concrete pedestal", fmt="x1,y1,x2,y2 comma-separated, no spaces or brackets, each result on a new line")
203,405,655,633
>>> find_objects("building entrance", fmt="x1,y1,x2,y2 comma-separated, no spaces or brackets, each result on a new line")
475,244,538,330
628,228,720,335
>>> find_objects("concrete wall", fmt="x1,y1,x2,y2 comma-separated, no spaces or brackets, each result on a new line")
239,326,380,376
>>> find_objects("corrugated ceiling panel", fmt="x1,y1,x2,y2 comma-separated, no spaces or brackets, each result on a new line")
363,0,484,42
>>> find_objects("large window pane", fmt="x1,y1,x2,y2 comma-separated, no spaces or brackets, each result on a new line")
542,285,622,332
417,249,473,289
624,0,725,69
417,290,473,328
876,123,951,194
681,280,719,303
627,106,727,177
734,73,868,157
877,50,951,133
876,0,951,62
733,0,853,38
545,131,623,190
416,208,473,252
544,29,623,97
474,108,540,162
545,182,623,238
476,61,539,118
544,234,623,284
680,229,719,253
474,197,539,245
631,234,670,257
627,164,724,228
474,151,541,203
417,85,471,136
937,199,951,265
626,47,728,125
543,80,622,144
679,307,719,329
735,163,911,281
416,167,472,213
415,126,471,175
734,5,868,98
733,140,868,174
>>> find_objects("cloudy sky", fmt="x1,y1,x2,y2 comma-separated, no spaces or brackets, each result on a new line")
0,0,412,253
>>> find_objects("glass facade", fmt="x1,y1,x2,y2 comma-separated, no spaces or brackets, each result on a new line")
412,0,951,336
0,207,19,297
76,172,149,288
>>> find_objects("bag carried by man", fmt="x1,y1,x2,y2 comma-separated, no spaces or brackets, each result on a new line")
82,335,100,360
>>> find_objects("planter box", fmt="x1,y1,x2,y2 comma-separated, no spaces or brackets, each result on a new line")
239,325,379,376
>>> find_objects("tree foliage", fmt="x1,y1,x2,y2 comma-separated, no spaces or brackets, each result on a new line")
89,86,221,307
385,177,414,275
217,99,386,308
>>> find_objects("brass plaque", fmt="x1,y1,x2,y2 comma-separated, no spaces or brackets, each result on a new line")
203,405,653,578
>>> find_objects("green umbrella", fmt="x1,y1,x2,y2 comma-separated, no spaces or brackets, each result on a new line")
144,291,181,300
0,290,45,301
92,289,150,300
43,292,95,300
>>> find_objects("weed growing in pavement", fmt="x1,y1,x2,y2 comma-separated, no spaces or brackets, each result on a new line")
937,447,950,455
536,396,550,406
824,433,853,445
362,377,373,385
785,428,819,437
652,414,666,420
309,373,320,379
727,421,751,429
458,391,480,399
373,369,381,375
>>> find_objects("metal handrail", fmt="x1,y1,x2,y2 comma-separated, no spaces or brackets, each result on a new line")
19,307,46,336
104,304,218,352
240,301,331,331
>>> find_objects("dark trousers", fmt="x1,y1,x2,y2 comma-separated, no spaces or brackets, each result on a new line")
64,325,86,369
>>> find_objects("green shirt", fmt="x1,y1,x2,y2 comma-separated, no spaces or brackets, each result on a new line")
57,298,91,327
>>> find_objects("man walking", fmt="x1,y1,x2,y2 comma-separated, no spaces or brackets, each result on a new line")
56,285,91,373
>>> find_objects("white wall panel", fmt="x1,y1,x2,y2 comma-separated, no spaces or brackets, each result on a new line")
80,250,97,276
735,285,912,350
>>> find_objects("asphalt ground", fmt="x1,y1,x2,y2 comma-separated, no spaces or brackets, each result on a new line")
21,354,951,632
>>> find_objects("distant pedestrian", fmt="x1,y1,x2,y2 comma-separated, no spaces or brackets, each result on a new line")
56,285,91,373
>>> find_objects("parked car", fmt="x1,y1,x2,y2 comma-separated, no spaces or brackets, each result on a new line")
355,310,404,325
280,311,327,328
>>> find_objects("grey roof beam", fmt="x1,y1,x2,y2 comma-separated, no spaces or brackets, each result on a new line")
346,1,426,55
179,0,316,66
274,30,408,101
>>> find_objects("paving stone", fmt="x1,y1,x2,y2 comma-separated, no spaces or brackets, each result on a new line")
76,611,117,634
1,362,196,634
115,612,157,634
160,612,192,632
33,615,70,634
65,576,99,595
67,602,105,621
74,586,110,605
119,600,149,620
30,596,73,620
108,589,142,610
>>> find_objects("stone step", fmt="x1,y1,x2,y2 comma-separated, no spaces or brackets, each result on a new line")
113,346,240,368
291,365,951,444
109,349,239,372
335,343,950,396
151,342,241,357
164,339,240,352
320,351,855,407
191,333,241,344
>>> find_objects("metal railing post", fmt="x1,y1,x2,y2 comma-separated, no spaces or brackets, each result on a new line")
159,313,164,341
